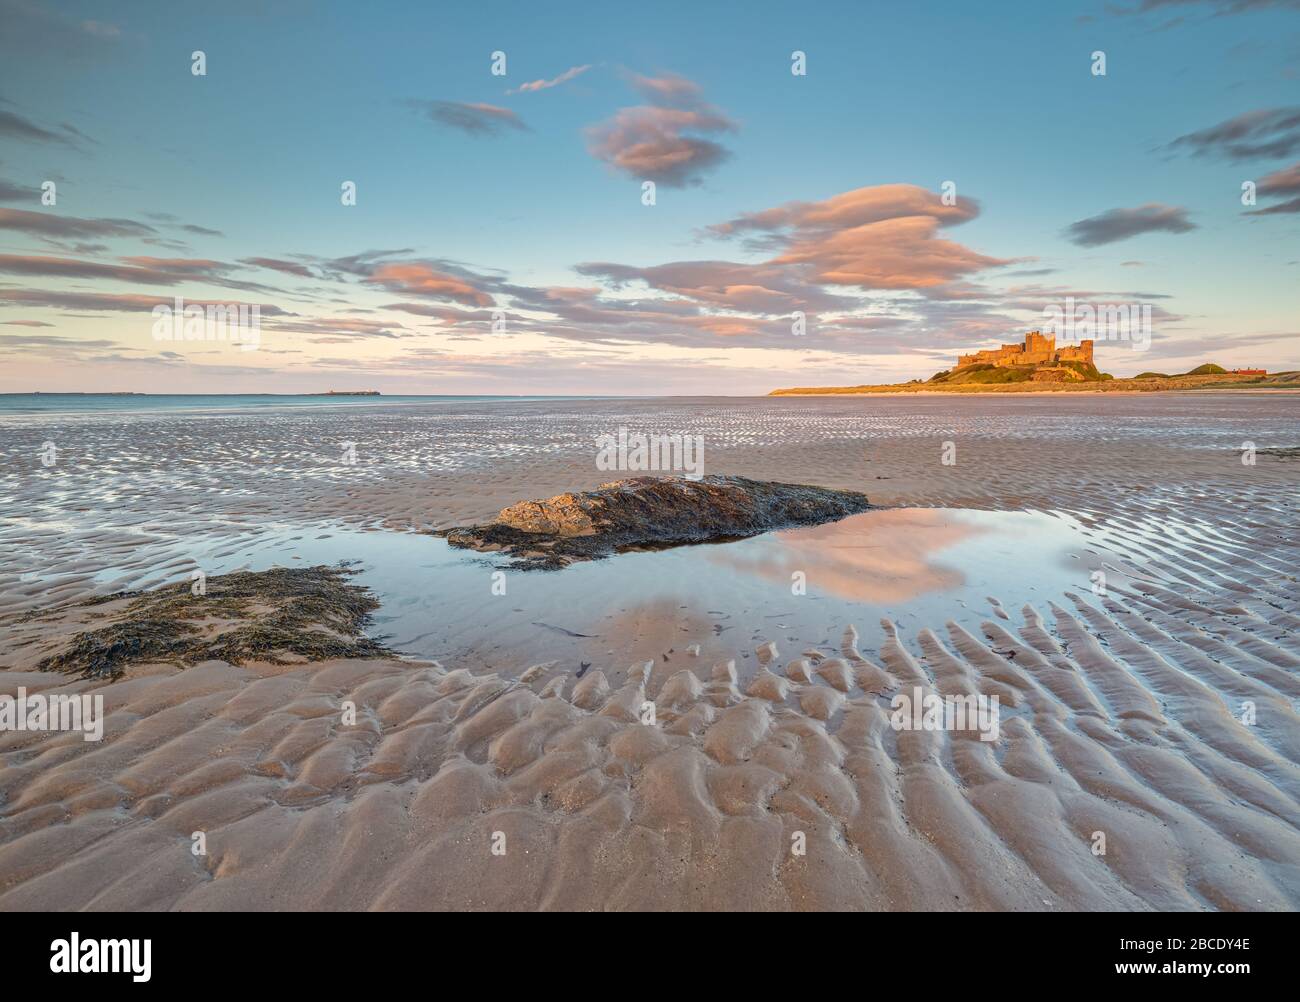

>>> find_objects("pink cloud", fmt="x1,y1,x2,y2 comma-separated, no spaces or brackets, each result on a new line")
775,214,1006,289
708,184,977,241
585,73,736,187
627,72,707,107
710,183,1009,290
364,262,495,307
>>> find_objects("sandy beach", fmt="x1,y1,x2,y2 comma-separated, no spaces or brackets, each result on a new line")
0,392,1296,910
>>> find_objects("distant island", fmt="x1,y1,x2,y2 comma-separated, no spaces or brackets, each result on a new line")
771,331,1296,395
321,390,381,396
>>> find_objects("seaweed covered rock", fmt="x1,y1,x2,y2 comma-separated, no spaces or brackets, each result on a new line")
439,475,870,567
33,565,391,679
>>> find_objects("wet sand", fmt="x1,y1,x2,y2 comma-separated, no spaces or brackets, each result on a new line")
1,394,1297,910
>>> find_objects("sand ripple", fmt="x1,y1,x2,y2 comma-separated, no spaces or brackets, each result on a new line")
1,563,1295,910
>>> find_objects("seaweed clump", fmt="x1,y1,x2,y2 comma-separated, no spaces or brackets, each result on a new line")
36,565,391,680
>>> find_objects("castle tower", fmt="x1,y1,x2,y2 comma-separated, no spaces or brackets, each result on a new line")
1025,330,1054,355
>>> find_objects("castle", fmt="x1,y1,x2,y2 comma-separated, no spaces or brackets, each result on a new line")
955,331,1093,370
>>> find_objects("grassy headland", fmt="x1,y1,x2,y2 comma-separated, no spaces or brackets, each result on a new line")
771,363,1299,395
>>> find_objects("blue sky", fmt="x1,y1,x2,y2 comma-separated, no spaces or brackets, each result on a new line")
1,0,1297,393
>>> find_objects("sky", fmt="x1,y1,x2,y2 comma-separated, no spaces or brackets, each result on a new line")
0,0,1297,395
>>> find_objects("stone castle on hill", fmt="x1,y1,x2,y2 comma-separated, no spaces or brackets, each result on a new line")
956,331,1093,370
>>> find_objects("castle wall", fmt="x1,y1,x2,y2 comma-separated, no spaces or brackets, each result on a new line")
954,333,1093,370
1056,343,1094,365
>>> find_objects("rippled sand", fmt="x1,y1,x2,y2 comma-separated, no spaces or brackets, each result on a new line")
0,394,1297,910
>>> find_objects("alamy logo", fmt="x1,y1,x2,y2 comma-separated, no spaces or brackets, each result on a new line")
1041,297,1151,352
0,688,103,741
595,426,704,480
889,686,1000,742
151,295,261,351
50,933,151,982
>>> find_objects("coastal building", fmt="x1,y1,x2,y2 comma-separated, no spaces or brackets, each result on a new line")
956,331,1093,370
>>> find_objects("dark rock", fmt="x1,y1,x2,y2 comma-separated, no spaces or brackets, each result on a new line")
438,475,870,568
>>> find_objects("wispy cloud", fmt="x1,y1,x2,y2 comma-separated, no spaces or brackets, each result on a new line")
262,316,410,340
0,253,180,284
1127,0,1300,15
1166,106,1300,161
1064,203,1197,246
0,333,119,351
507,64,591,95
0,0,124,61
0,106,79,147
0,253,289,295
0,288,290,315
240,257,314,278
0,177,32,202
0,207,154,240
411,100,529,136
1245,161,1300,214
